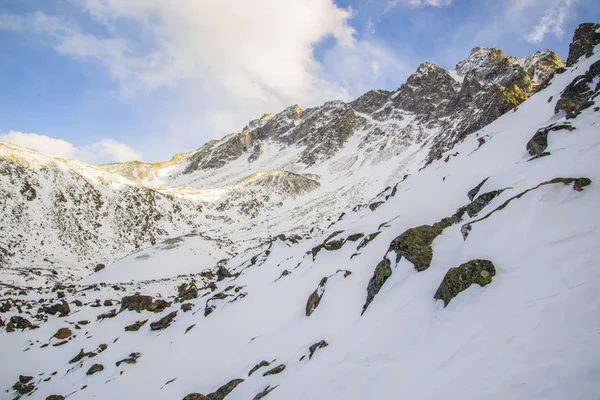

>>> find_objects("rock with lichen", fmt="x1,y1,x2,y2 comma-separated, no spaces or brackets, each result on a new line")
434,260,496,307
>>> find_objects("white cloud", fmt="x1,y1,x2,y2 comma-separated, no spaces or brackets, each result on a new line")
386,0,452,12
525,0,578,43
0,131,142,164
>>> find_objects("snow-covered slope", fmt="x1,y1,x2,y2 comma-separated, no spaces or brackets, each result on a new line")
0,22,599,400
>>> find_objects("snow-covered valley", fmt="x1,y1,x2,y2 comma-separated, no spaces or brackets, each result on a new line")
0,23,599,400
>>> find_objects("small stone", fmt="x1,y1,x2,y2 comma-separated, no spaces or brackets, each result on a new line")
150,311,177,330
181,303,193,312
308,340,329,359
124,320,148,332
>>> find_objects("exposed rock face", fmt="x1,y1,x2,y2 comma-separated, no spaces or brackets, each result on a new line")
120,295,153,313
175,282,198,303
434,260,496,306
263,364,286,376
252,385,278,400
206,378,245,400
53,327,72,340
309,340,329,359
239,170,320,197
116,352,141,367
216,266,232,281
466,189,506,217
183,394,208,400
566,23,600,67
43,300,70,317
86,364,104,375
526,124,575,156
46,395,65,400
555,60,600,119
306,277,328,317
124,320,148,332
10,315,33,329
362,258,392,314
248,361,271,376
150,311,177,330
468,178,489,201
389,225,440,271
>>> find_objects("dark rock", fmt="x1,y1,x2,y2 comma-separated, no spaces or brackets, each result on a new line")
103,299,113,307
53,327,72,340
356,232,381,251
467,178,488,201
124,319,148,332
466,189,505,217
43,300,70,317
176,281,199,303
263,364,285,376
69,349,88,364
346,233,364,242
309,340,329,359
19,375,33,384
252,385,278,400
116,352,141,367
216,266,232,281
248,360,271,376
120,295,153,313
369,201,384,211
183,394,208,400
97,309,117,320
0,301,11,312
526,123,575,156
181,303,193,312
94,263,106,272
362,258,392,314
86,364,104,375
555,60,600,118
566,23,600,67
434,260,496,306
206,378,245,400
389,225,440,271
57,291,65,299
150,311,177,330
148,299,170,313
185,324,196,334
10,315,33,329
13,381,35,395
323,239,344,251
306,277,327,317
46,395,65,400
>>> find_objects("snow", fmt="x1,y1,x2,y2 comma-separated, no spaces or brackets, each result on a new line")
1,35,600,400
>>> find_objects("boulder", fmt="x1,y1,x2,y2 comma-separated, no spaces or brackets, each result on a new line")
86,364,104,375
119,295,154,313
434,259,496,307
362,258,392,314
308,340,329,359
150,311,177,330
53,328,72,340
206,378,245,400
124,320,148,332
263,365,285,376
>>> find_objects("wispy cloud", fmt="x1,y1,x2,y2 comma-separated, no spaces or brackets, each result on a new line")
0,131,142,164
525,0,578,43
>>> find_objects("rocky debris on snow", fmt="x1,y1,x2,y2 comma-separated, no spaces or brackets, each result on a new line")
45,395,65,400
181,303,193,312
124,319,148,332
309,340,329,359
369,201,385,211
263,364,286,376
94,263,105,272
462,177,592,239
555,60,600,118
527,123,576,156
13,381,35,395
248,360,271,376
8,315,34,330
185,324,196,334
252,385,279,400
116,352,141,367
53,327,72,339
434,260,497,306
150,311,177,330
346,233,365,242
86,363,104,375
566,23,600,67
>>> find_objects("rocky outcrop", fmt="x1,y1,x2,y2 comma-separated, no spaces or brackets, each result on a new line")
252,385,278,400
306,270,351,316
206,378,245,400
466,189,506,217
263,364,285,376
566,23,600,67
555,60,600,118
53,327,72,340
120,295,170,313
526,123,575,156
434,260,496,306
124,320,148,332
309,340,329,359
362,258,392,314
150,311,177,330
86,364,104,376
248,360,271,376
116,352,141,367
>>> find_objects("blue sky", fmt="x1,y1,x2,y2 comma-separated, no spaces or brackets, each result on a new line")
0,0,598,163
